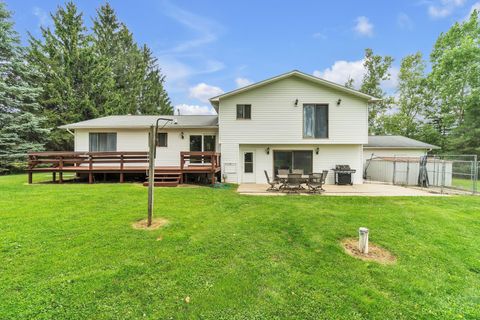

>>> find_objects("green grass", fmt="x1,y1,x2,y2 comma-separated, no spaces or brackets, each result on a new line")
1,174,480,319
452,177,476,191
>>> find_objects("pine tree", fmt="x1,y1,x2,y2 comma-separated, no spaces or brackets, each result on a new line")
0,1,48,173
28,2,116,150
92,4,172,115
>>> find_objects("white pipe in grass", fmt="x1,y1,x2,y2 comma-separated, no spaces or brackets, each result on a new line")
359,227,369,254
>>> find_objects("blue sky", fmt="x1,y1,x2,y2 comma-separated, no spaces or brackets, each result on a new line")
7,0,480,114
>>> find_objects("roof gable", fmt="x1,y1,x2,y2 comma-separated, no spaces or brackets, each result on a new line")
209,70,381,110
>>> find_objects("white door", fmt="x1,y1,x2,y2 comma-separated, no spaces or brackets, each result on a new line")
242,151,256,183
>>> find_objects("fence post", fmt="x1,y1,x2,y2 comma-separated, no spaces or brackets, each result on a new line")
406,160,410,185
473,156,478,195
441,160,446,194
392,158,397,185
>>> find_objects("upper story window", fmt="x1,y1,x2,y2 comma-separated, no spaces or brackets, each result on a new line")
236,104,251,119
157,132,168,147
89,132,117,152
303,104,328,139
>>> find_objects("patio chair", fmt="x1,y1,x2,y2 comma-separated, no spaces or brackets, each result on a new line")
307,173,324,194
321,170,328,191
283,173,302,193
292,169,304,175
264,170,279,191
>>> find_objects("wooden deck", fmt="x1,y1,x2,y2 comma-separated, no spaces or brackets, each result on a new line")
27,151,221,186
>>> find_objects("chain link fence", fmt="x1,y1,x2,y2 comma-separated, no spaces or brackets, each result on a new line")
364,154,478,195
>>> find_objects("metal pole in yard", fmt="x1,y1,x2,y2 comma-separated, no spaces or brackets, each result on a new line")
147,125,155,226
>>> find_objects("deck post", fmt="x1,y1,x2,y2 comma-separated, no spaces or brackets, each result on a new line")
211,172,215,186
28,172,32,184
120,154,124,183
88,154,93,184
52,172,56,183
59,172,63,184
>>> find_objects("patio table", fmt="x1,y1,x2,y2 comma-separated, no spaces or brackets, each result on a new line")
276,174,309,190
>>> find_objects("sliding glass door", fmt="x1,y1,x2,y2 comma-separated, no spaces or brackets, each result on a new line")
273,151,313,175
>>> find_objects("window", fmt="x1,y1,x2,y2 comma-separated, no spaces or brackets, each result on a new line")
203,135,216,152
303,104,328,138
273,151,313,175
89,133,117,152
236,104,251,119
244,152,253,173
190,135,203,151
189,135,216,152
157,132,168,147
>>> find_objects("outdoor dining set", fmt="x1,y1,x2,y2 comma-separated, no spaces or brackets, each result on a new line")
264,169,329,194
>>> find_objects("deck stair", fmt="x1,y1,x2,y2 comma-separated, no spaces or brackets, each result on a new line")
143,171,182,187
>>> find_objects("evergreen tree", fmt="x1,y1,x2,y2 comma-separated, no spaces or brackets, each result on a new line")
92,3,172,115
29,2,117,150
0,1,48,173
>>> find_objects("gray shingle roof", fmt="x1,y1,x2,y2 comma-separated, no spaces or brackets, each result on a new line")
365,135,440,149
59,115,219,129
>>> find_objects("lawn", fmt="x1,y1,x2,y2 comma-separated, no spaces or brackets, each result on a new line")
1,174,480,319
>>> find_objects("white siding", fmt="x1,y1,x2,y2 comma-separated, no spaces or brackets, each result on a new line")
74,128,219,166
218,76,369,145
218,75,368,183
236,144,363,184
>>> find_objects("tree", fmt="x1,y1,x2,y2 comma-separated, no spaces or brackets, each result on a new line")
92,3,172,115
29,2,114,150
383,52,430,138
0,1,48,173
359,48,394,134
428,10,480,152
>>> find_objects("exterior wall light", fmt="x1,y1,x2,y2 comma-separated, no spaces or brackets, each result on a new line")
266,147,270,155
337,98,342,106
315,147,320,155
181,132,184,139
294,99,299,107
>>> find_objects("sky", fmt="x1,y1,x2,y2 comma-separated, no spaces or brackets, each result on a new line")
7,0,480,115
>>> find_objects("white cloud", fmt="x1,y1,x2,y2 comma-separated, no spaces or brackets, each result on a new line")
32,7,50,27
314,60,366,87
312,32,327,39
354,16,374,37
427,0,466,18
466,2,480,19
313,60,399,92
235,77,253,88
397,13,414,30
189,83,224,102
174,104,216,115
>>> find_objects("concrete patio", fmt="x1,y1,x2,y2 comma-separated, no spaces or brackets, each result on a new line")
237,183,443,196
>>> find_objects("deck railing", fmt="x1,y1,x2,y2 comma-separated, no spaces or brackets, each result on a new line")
27,151,149,183
180,151,221,171
27,151,221,184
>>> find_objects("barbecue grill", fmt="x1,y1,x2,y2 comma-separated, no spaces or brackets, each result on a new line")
333,165,356,185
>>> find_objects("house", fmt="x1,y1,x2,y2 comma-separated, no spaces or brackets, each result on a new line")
28,70,439,186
